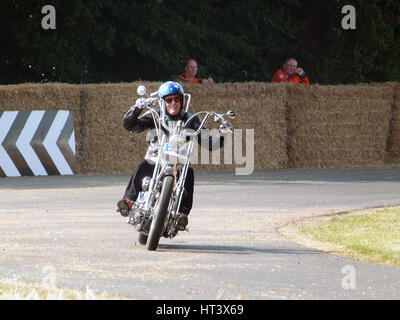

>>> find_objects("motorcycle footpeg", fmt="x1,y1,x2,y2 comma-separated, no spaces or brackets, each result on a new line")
126,213,135,224
178,226,189,232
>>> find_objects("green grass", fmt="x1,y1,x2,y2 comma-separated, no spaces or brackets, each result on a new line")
0,280,130,300
300,207,400,266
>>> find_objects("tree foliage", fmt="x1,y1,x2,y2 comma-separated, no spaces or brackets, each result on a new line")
0,0,399,84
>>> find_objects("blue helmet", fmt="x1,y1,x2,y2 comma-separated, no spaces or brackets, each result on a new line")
158,81,184,99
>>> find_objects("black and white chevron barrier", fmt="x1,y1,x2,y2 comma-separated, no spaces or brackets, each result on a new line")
0,110,75,177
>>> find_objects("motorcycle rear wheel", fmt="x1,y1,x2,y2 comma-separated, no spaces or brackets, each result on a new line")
146,175,174,251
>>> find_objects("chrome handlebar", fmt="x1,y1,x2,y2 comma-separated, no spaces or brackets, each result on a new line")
130,95,235,136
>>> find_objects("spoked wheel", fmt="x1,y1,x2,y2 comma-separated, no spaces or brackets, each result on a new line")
146,175,174,251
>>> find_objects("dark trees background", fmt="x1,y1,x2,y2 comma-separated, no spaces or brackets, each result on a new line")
0,0,399,85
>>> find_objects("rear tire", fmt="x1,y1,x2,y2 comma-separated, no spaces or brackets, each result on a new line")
146,175,174,251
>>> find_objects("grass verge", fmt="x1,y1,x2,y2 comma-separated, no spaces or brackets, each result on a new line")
0,279,130,300
278,207,400,266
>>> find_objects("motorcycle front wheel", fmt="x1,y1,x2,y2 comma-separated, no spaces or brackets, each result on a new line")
146,175,174,251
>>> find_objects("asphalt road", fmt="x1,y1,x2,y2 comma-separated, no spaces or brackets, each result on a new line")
0,169,400,300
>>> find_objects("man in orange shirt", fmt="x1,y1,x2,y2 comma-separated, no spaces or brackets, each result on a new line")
178,59,214,84
271,58,310,84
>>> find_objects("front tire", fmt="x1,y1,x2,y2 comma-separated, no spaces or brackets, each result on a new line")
146,175,174,251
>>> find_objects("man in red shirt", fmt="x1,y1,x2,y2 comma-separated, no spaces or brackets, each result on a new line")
271,58,310,84
178,59,214,84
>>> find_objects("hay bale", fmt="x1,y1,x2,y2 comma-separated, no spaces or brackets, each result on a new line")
81,81,288,174
387,83,400,158
286,83,393,169
181,82,288,172
77,82,160,174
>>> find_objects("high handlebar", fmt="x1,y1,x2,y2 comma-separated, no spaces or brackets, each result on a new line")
130,103,234,136
131,85,235,135
131,97,158,110
149,91,159,97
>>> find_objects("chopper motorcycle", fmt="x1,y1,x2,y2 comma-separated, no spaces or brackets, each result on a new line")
123,84,235,251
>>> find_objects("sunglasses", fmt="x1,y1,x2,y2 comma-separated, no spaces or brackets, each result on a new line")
165,96,180,104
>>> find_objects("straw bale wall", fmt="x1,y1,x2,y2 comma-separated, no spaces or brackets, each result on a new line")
77,82,160,174
286,83,394,168
0,82,399,175
69,82,288,174
179,82,288,172
387,83,400,158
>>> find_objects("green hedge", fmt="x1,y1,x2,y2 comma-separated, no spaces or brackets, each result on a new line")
1,0,399,85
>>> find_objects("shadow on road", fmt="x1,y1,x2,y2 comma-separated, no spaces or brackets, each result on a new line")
197,169,400,184
2,168,400,190
158,243,324,255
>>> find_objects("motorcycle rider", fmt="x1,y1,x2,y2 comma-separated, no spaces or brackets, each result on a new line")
116,81,225,230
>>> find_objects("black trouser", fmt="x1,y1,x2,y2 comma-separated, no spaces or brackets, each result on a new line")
124,159,194,215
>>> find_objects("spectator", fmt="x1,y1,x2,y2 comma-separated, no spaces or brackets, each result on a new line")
178,59,214,84
271,58,310,84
